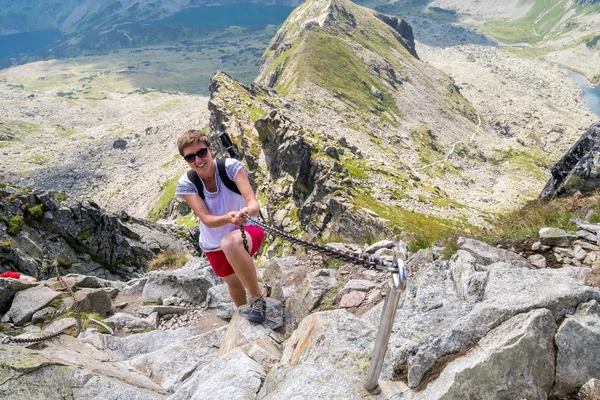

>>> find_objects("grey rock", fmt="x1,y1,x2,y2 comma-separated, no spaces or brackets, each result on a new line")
554,300,600,398
7,285,61,325
458,237,534,269
74,375,163,400
81,328,196,360
339,291,366,308
63,274,126,290
262,256,298,303
539,227,578,247
0,278,36,314
123,278,147,295
264,297,284,330
129,326,227,392
138,305,186,317
142,259,219,305
364,240,395,254
540,122,600,198
579,378,600,400
411,309,556,399
284,268,337,333
105,313,154,333
363,252,600,389
336,279,377,302
206,283,235,319
32,306,56,323
527,254,547,268
407,248,435,274
169,348,265,400
259,310,376,399
44,317,78,333
220,310,281,356
67,288,112,316
244,336,283,372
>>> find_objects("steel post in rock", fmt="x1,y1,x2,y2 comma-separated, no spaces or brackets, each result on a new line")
364,259,406,392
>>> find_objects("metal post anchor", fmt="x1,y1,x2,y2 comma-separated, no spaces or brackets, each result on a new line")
364,258,407,392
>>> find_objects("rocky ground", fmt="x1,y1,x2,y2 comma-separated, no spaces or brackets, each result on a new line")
1,227,600,399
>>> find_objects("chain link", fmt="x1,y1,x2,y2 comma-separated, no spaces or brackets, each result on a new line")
1,262,82,345
242,215,400,272
239,225,250,254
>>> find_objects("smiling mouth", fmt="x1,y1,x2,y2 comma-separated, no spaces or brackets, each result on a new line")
195,161,207,168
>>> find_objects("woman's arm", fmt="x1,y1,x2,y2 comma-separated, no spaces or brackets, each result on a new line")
183,194,245,228
233,168,260,218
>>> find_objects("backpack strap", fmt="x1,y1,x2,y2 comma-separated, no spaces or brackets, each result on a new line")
187,159,241,201
186,169,205,201
217,158,241,195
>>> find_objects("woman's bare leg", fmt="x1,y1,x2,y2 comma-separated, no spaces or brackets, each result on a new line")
220,273,248,307
220,230,261,298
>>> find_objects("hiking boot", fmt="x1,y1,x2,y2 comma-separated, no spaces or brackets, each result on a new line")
247,296,266,323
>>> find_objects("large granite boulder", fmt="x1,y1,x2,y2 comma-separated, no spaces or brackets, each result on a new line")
541,121,600,198
362,240,600,389
142,259,219,305
259,310,376,399
553,300,600,398
407,309,556,399
6,285,61,325
284,268,337,333
169,348,265,400
128,326,227,391
0,278,36,314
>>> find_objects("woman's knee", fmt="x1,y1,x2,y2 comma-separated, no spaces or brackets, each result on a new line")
220,232,241,253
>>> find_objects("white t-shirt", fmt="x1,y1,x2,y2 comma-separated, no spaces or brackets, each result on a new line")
175,158,254,252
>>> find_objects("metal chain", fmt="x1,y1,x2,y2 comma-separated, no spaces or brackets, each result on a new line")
239,225,250,254
242,215,401,272
1,262,82,345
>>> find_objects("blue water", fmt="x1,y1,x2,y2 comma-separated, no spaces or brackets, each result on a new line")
0,30,61,61
567,71,600,117
153,4,295,27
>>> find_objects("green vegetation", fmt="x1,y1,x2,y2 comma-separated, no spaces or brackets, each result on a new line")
484,195,600,241
147,175,179,222
410,124,455,178
77,229,93,241
289,30,400,117
175,211,198,228
351,193,464,252
326,258,344,270
490,147,551,180
161,153,181,168
56,257,74,269
343,159,370,179
7,216,23,235
27,204,44,220
0,118,43,141
55,126,77,137
1,240,13,253
482,0,599,44
55,193,68,201
586,34,600,48
150,98,183,114
25,155,49,165
147,250,189,272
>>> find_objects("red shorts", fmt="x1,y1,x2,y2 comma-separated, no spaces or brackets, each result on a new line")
0,271,21,279
205,226,265,277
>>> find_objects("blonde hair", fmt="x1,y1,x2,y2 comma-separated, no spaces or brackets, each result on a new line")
177,129,211,156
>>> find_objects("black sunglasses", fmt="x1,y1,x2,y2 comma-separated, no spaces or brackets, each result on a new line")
183,147,209,162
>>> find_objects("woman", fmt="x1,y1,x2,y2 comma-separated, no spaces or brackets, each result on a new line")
175,129,267,323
